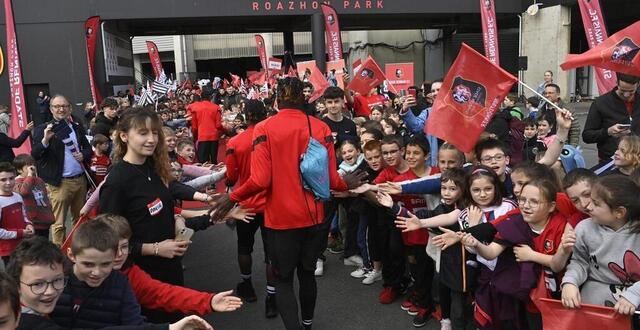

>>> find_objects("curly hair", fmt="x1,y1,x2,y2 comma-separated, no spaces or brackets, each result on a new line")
618,135,640,172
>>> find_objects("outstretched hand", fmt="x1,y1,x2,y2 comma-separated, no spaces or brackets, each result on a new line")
211,290,243,312
343,169,368,190
432,227,463,250
208,194,235,224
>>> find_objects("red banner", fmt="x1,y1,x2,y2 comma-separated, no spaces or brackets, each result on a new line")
146,41,163,79
321,4,343,61
385,63,414,92
479,0,500,65
561,21,640,76
346,57,386,96
296,60,317,81
577,0,617,94
4,0,30,154
536,298,631,330
85,16,102,107
426,43,517,153
326,59,345,89
255,35,268,70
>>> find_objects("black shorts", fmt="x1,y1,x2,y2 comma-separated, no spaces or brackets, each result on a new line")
236,213,270,262
268,223,326,277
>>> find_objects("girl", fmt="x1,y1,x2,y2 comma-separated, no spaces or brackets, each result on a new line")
393,168,472,330
611,135,640,176
369,106,384,122
380,118,399,136
536,111,556,148
561,175,640,316
338,140,365,176
99,107,191,323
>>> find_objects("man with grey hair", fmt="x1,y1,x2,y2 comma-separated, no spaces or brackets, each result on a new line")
30,94,92,245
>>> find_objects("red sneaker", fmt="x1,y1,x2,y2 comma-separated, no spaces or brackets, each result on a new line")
401,297,415,312
379,287,398,304
407,304,421,316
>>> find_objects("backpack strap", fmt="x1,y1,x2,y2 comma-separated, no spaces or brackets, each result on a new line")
305,112,312,139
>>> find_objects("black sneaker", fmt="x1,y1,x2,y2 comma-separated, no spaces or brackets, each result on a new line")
265,294,277,318
236,281,257,302
412,307,431,328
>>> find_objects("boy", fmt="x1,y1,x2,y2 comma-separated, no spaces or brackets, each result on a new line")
522,117,546,164
90,134,112,185
0,162,34,265
176,139,196,165
7,237,212,330
13,154,54,239
0,272,20,330
475,138,514,199
51,220,146,327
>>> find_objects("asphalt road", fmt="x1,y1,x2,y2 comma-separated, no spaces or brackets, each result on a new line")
185,101,598,330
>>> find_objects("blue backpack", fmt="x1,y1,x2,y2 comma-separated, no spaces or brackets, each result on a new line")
299,115,331,201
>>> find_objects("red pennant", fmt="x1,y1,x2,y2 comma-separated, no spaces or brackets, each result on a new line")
536,298,631,330
346,57,386,96
560,20,640,76
230,73,242,88
321,4,344,62
426,43,517,153
308,65,330,103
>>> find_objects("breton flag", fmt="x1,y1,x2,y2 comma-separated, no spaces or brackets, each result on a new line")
561,20,640,76
151,70,171,95
426,43,517,153
137,82,156,106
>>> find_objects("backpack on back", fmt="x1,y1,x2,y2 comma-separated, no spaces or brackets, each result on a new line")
299,115,331,201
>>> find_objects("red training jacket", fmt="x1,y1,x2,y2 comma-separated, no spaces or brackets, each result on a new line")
225,125,266,212
230,109,347,230
189,100,224,142
122,263,214,316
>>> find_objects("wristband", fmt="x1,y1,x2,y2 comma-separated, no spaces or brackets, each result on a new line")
153,242,159,256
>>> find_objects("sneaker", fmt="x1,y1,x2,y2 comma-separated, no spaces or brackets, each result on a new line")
407,304,422,316
236,281,257,302
400,296,416,312
379,287,399,304
350,267,370,278
265,294,277,319
412,307,431,328
327,236,344,254
440,319,452,330
343,255,364,267
362,270,382,285
314,259,324,277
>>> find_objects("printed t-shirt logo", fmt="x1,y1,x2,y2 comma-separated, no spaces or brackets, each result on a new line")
147,198,163,216
609,37,639,65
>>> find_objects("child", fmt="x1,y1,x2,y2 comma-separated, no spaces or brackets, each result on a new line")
176,139,197,165
0,162,34,265
393,168,473,330
0,271,20,330
562,168,596,222
163,127,178,161
90,134,112,185
561,175,640,316
475,138,514,199
51,219,147,327
536,111,556,148
369,106,383,122
611,135,640,176
338,140,365,177
7,237,213,330
522,117,546,164
503,93,523,120
526,97,540,118
13,154,54,239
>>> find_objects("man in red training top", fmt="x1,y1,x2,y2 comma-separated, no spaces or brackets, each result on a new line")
211,77,364,330
189,87,224,163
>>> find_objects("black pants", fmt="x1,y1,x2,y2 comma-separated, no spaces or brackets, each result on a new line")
269,224,327,330
137,258,184,323
377,214,406,289
440,285,472,330
408,245,435,309
197,140,219,164
236,213,269,259
343,206,360,259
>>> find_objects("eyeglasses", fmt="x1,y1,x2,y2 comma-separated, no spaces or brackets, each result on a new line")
20,277,67,295
517,197,546,209
51,104,71,110
480,154,506,163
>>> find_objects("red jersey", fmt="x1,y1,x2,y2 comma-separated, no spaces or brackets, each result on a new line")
189,100,224,141
225,126,266,212
555,192,588,228
230,109,347,230
176,154,195,166
0,193,31,256
90,153,111,185
392,166,440,246
352,94,385,117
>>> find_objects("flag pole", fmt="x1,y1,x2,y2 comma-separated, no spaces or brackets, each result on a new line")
517,80,564,112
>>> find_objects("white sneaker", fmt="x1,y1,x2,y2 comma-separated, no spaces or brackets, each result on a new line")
362,269,382,285
314,259,324,276
440,318,452,330
343,255,364,267
350,267,369,278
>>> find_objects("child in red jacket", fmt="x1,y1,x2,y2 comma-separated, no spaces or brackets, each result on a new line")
0,162,34,264
89,133,112,185
12,154,54,239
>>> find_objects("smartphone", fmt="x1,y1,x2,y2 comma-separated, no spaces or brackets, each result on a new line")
408,88,417,97
175,227,194,242
399,89,407,97
618,124,632,128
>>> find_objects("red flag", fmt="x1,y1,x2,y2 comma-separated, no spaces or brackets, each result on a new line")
561,20,640,76
85,16,103,107
385,62,414,92
352,58,362,74
577,0,617,94
286,66,297,78
479,0,500,65
321,4,343,62
222,79,230,89
60,214,93,252
308,64,329,103
230,73,242,88
255,35,268,70
326,59,346,89
247,71,267,86
146,41,164,80
536,298,631,330
346,57,386,96
4,0,30,154
426,43,517,153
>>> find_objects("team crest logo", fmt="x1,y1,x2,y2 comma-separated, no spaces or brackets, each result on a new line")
610,37,639,65
327,14,336,25
447,76,487,118
360,68,374,79
483,0,492,9
543,239,553,253
86,27,93,38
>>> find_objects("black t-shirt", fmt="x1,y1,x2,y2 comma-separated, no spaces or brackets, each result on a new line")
99,159,182,285
322,116,357,148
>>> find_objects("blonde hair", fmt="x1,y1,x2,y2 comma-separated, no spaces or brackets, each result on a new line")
113,107,173,184
619,136,640,171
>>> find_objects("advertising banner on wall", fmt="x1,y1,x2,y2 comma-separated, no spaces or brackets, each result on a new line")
385,63,414,92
